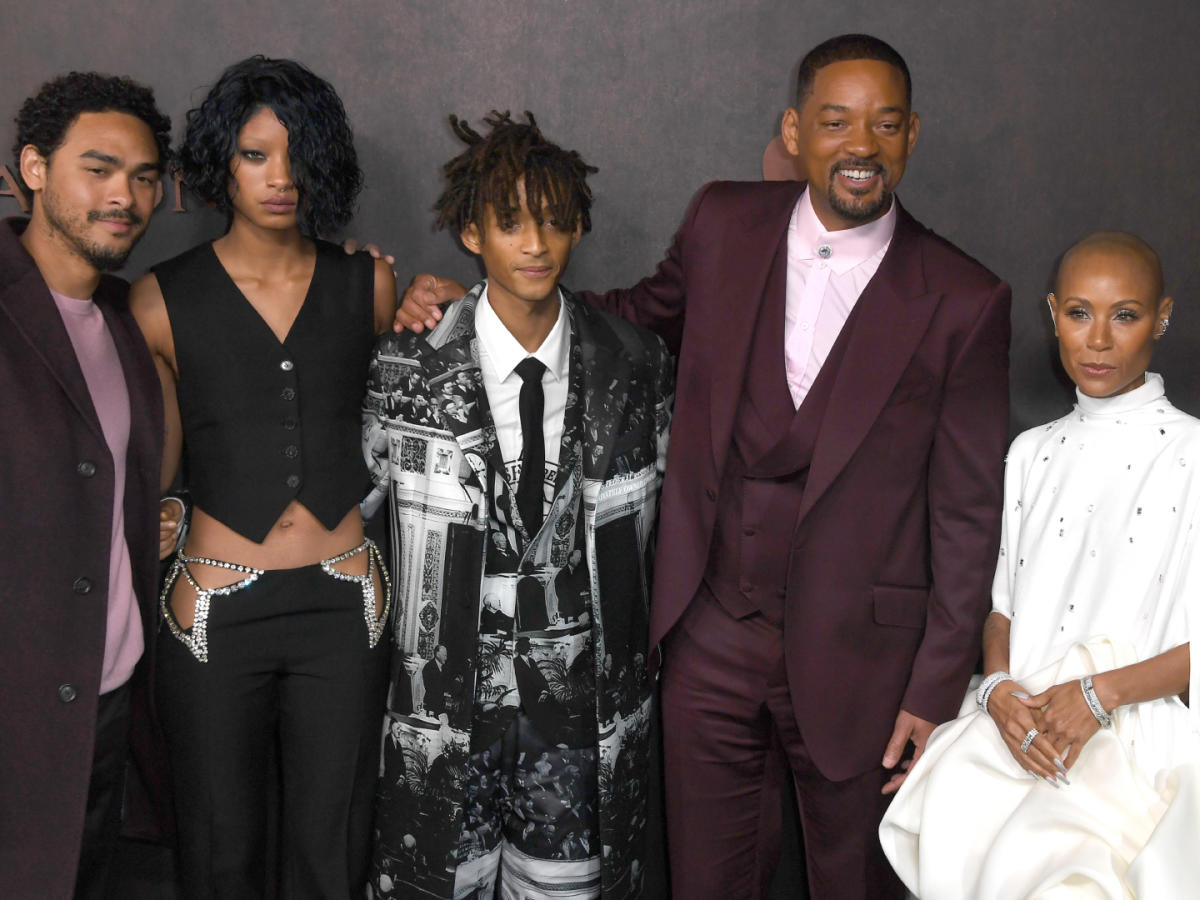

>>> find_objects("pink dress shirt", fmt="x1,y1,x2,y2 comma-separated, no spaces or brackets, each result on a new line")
784,188,897,407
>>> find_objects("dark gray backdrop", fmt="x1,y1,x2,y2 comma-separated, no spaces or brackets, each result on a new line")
4,1,1198,896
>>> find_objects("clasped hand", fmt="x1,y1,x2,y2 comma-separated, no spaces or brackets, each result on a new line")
988,679,1101,783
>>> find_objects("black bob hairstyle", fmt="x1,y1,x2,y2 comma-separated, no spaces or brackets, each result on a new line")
433,110,598,238
794,34,912,109
11,71,172,201
176,55,362,237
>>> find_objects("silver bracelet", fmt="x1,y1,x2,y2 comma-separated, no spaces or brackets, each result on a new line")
1080,675,1113,728
976,670,1015,714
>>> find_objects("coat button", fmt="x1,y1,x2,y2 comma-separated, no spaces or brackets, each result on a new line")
283,445,299,459
280,359,294,372
76,460,97,477
282,417,297,430
73,577,93,594
281,388,296,401
58,684,77,703
286,474,301,489
739,576,753,593
705,488,717,501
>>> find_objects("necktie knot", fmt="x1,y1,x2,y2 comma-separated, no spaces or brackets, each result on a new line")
515,357,546,384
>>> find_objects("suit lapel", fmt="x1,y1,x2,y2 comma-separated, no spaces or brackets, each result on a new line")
795,204,940,526
707,184,803,475
0,228,104,441
570,298,634,484
421,284,506,485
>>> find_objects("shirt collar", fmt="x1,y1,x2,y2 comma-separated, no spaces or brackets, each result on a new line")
475,283,570,383
789,186,897,274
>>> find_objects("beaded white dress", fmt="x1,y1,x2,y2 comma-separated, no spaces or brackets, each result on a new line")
879,374,1200,899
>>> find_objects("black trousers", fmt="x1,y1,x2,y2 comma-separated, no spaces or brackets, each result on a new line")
73,680,132,900
157,563,388,899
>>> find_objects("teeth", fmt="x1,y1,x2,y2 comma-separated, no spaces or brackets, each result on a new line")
840,168,876,181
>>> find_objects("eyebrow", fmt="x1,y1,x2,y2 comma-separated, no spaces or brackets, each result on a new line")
80,149,163,172
817,103,907,115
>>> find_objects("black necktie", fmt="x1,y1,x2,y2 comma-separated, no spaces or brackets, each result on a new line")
515,357,546,535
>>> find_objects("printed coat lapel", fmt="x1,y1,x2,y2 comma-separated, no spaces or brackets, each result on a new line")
572,299,634,483
421,284,506,490
706,185,802,476
795,204,940,527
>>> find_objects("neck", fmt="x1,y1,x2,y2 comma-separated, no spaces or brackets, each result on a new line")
218,217,309,271
20,213,103,299
489,288,559,353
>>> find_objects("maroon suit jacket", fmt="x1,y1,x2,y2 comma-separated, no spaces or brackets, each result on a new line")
0,218,164,895
583,181,1011,780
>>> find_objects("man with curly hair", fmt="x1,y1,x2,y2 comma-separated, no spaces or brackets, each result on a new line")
363,111,673,899
0,72,173,898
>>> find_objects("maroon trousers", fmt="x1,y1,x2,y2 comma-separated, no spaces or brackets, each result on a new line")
661,585,904,900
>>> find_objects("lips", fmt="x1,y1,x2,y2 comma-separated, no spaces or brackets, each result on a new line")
262,198,296,213
1079,363,1116,377
518,266,553,279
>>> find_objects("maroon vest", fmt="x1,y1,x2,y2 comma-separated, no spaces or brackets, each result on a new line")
703,240,859,623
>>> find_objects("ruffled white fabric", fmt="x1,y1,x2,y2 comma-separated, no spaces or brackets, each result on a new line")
880,374,1200,898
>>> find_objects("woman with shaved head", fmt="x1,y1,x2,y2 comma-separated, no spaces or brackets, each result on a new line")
880,232,1200,897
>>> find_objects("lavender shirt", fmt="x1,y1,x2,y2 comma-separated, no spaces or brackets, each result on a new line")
51,289,142,694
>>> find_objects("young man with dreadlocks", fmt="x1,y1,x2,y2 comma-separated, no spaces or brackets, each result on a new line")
363,111,673,899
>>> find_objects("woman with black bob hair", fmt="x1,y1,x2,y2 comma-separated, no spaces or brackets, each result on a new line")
131,55,396,898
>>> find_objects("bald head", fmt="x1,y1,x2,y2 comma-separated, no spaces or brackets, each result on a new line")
1055,231,1164,302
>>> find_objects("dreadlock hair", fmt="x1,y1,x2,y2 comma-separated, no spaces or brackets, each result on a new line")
176,56,362,237
433,111,598,239
795,34,912,109
12,71,172,201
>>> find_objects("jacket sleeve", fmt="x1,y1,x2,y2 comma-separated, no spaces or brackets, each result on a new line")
576,182,717,357
902,278,1012,724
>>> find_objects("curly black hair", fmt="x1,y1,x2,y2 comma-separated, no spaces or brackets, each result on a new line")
11,71,172,201
176,56,362,237
434,111,598,237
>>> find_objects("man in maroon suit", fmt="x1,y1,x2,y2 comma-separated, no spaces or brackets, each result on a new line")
396,33,1010,900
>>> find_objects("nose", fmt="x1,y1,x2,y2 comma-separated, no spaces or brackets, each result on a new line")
267,154,294,191
522,223,549,255
1086,317,1113,350
844,121,879,158
108,174,134,209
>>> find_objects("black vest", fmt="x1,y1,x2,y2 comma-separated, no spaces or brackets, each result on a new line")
154,240,375,542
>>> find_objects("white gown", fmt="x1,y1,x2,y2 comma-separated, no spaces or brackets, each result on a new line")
879,374,1200,899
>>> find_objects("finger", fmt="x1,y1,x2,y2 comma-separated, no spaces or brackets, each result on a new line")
1019,692,1048,708
881,724,911,769
342,238,359,254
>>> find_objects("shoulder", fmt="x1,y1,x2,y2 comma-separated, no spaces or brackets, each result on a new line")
150,241,214,285
686,179,804,225
899,207,1005,295
567,292,670,366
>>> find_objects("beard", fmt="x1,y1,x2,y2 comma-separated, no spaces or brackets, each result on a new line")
825,161,892,223
41,184,145,272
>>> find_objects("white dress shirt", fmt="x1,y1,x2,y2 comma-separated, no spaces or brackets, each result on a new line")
784,187,897,407
474,284,570,513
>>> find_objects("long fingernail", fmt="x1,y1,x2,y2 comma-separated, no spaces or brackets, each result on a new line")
1011,691,1029,699
1044,776,1060,789
1054,758,1068,775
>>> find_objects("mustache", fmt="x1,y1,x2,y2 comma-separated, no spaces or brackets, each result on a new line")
87,209,144,227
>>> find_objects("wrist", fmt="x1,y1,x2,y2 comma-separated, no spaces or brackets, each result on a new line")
1080,674,1113,728
1090,671,1120,713
976,670,1014,714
